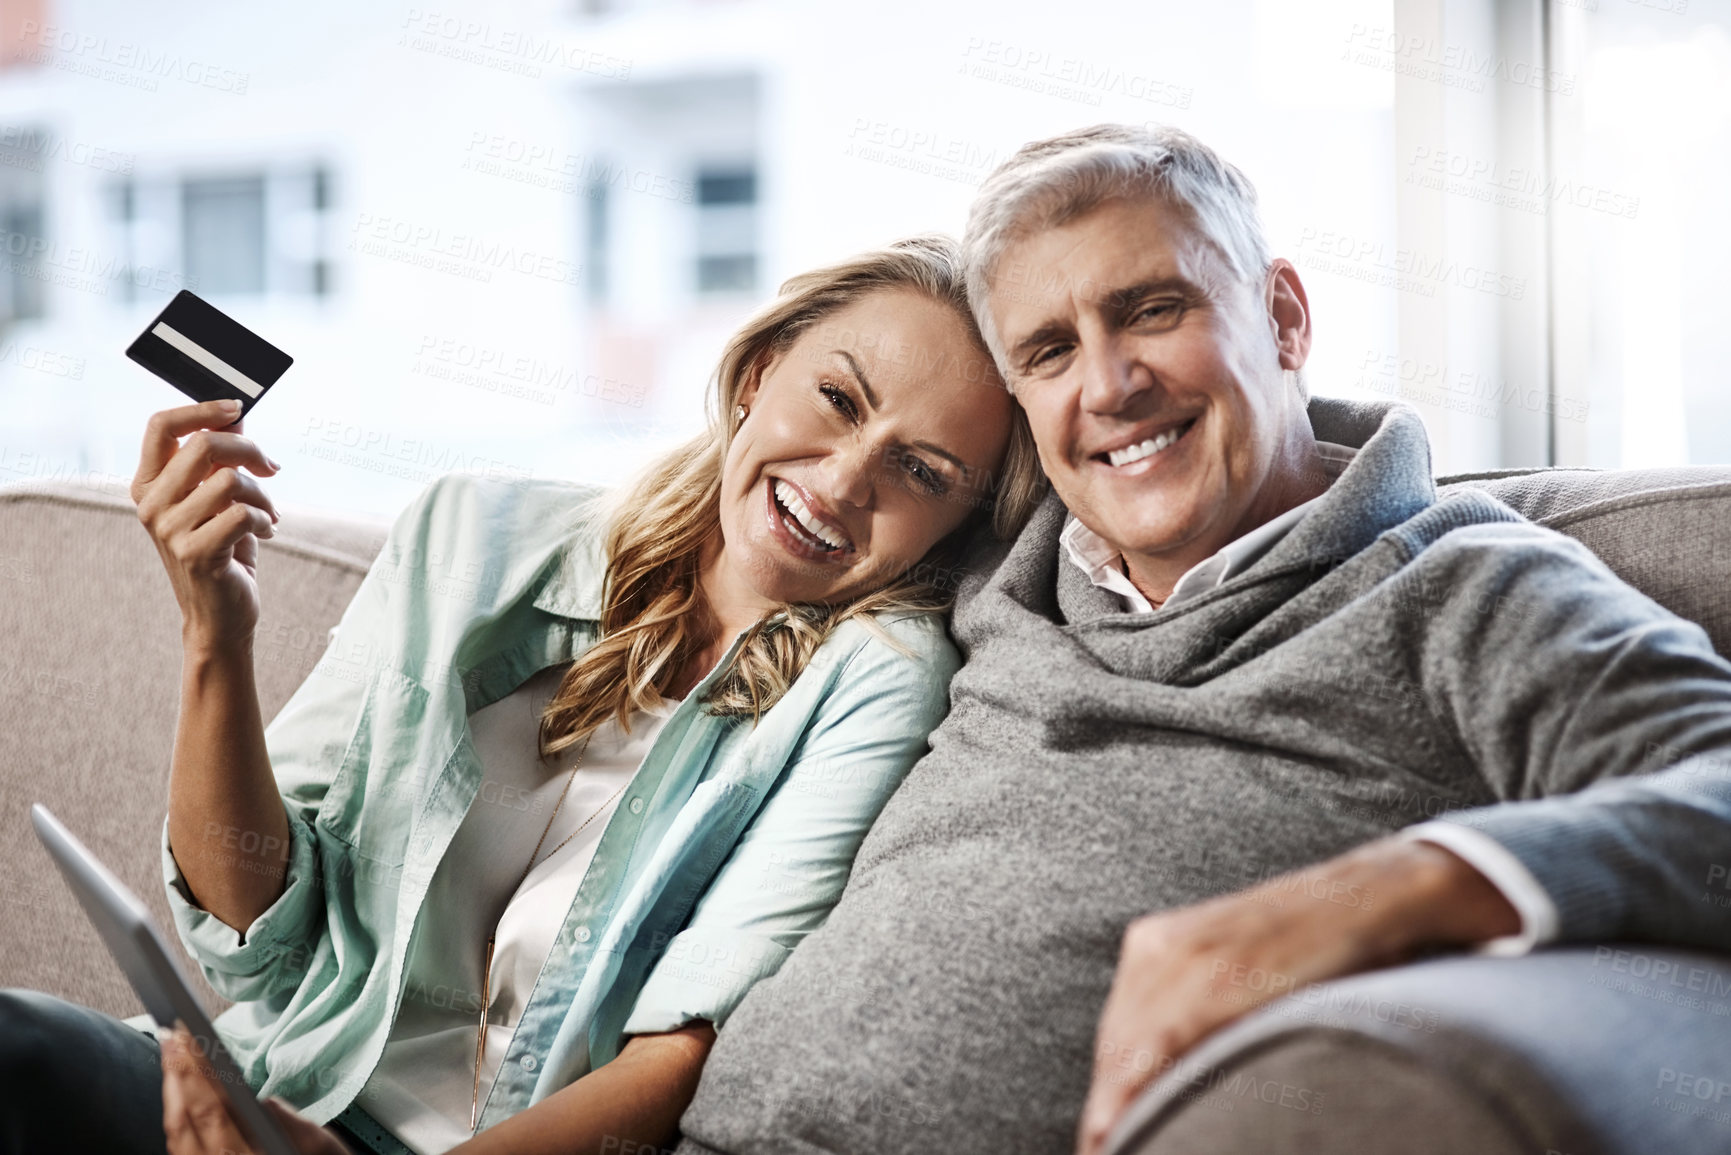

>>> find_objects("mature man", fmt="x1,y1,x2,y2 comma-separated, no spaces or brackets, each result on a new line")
672,125,1731,1155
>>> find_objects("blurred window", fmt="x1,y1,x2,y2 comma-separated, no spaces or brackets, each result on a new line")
182,176,266,295
586,175,609,303
309,166,332,296
695,166,756,294
0,130,45,323
112,165,334,302
1549,2,1731,467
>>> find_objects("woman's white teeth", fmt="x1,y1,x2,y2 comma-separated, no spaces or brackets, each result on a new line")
1107,424,1186,468
774,480,848,550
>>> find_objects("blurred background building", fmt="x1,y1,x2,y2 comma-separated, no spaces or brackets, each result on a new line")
0,0,1726,517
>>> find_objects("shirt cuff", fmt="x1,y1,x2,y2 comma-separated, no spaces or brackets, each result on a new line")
621,926,791,1037
160,801,324,989
1399,821,1560,957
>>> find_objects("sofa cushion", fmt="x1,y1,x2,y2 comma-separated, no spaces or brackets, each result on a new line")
1440,466,1731,657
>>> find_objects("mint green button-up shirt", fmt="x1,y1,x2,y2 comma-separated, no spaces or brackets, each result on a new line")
156,472,958,1131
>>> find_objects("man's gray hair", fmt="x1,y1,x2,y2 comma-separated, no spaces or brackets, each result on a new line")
961,123,1275,378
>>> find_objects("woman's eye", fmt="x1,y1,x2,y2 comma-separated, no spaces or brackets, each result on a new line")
904,457,945,495
820,383,859,421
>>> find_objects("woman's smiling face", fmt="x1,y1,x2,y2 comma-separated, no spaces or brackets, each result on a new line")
716,287,1014,607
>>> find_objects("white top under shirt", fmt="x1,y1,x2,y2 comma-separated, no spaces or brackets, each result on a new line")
355,666,677,1155
1057,442,1561,957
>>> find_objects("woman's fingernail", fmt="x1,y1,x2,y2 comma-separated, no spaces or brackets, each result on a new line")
267,457,282,470
219,399,242,414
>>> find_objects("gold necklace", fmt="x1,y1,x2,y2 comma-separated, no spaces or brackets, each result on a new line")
469,732,627,1132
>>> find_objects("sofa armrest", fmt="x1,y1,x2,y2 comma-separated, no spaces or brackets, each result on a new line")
0,478,387,1019
1106,946,1731,1155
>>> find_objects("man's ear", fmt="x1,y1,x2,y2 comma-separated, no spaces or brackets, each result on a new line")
1264,259,1311,372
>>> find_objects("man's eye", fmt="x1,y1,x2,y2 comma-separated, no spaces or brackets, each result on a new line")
1026,343,1070,371
1133,301,1181,325
820,383,859,421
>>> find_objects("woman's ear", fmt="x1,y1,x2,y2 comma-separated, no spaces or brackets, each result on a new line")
736,347,776,412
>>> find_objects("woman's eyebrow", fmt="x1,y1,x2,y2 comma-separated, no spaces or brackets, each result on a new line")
911,440,966,472
833,350,881,409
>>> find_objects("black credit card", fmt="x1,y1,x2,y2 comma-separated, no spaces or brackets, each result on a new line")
125,290,293,417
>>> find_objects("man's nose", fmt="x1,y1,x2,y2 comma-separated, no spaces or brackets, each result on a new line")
1077,335,1154,415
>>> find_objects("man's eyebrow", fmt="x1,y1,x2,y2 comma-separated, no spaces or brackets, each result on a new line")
834,350,880,409
1004,275,1202,363
1105,275,1202,311
1007,322,1075,364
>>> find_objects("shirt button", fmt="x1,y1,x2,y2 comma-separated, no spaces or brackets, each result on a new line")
519,1054,538,1072
628,797,644,814
573,926,591,943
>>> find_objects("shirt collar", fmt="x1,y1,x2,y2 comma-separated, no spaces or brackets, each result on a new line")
531,493,611,621
1059,517,1158,613
1060,442,1359,613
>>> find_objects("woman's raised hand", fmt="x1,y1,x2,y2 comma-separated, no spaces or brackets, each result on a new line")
131,399,282,652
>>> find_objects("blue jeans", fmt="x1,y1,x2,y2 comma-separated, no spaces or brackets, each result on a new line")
0,988,406,1155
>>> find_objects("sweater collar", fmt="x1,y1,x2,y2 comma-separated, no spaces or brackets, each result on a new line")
1257,397,1437,580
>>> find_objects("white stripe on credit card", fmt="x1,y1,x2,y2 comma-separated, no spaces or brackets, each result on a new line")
151,321,263,399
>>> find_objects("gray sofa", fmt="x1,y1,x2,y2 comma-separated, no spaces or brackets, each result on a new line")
3,469,1729,1155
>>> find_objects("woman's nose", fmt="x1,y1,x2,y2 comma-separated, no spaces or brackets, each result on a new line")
820,445,875,509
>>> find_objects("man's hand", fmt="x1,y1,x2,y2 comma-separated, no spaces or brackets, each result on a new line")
161,1024,353,1155
1075,837,1522,1155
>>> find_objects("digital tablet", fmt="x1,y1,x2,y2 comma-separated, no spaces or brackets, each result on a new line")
29,803,301,1155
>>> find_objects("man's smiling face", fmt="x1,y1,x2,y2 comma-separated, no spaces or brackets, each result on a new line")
987,195,1311,582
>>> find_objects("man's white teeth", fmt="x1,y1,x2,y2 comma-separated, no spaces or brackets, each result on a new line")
774,480,848,550
1107,424,1186,468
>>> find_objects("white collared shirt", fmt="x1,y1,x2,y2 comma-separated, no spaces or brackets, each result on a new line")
1061,494,1330,614
1056,441,1559,957
1059,441,1359,614
357,668,677,1154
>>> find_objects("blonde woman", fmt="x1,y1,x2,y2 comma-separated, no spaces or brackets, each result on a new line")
0,238,1044,1155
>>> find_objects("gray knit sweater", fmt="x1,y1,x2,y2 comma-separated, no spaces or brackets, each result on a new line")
675,398,1731,1155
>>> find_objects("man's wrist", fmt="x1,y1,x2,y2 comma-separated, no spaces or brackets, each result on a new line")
1345,837,1522,958
1399,822,1559,956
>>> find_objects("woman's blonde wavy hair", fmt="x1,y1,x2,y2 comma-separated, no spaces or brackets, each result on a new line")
538,235,1047,757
